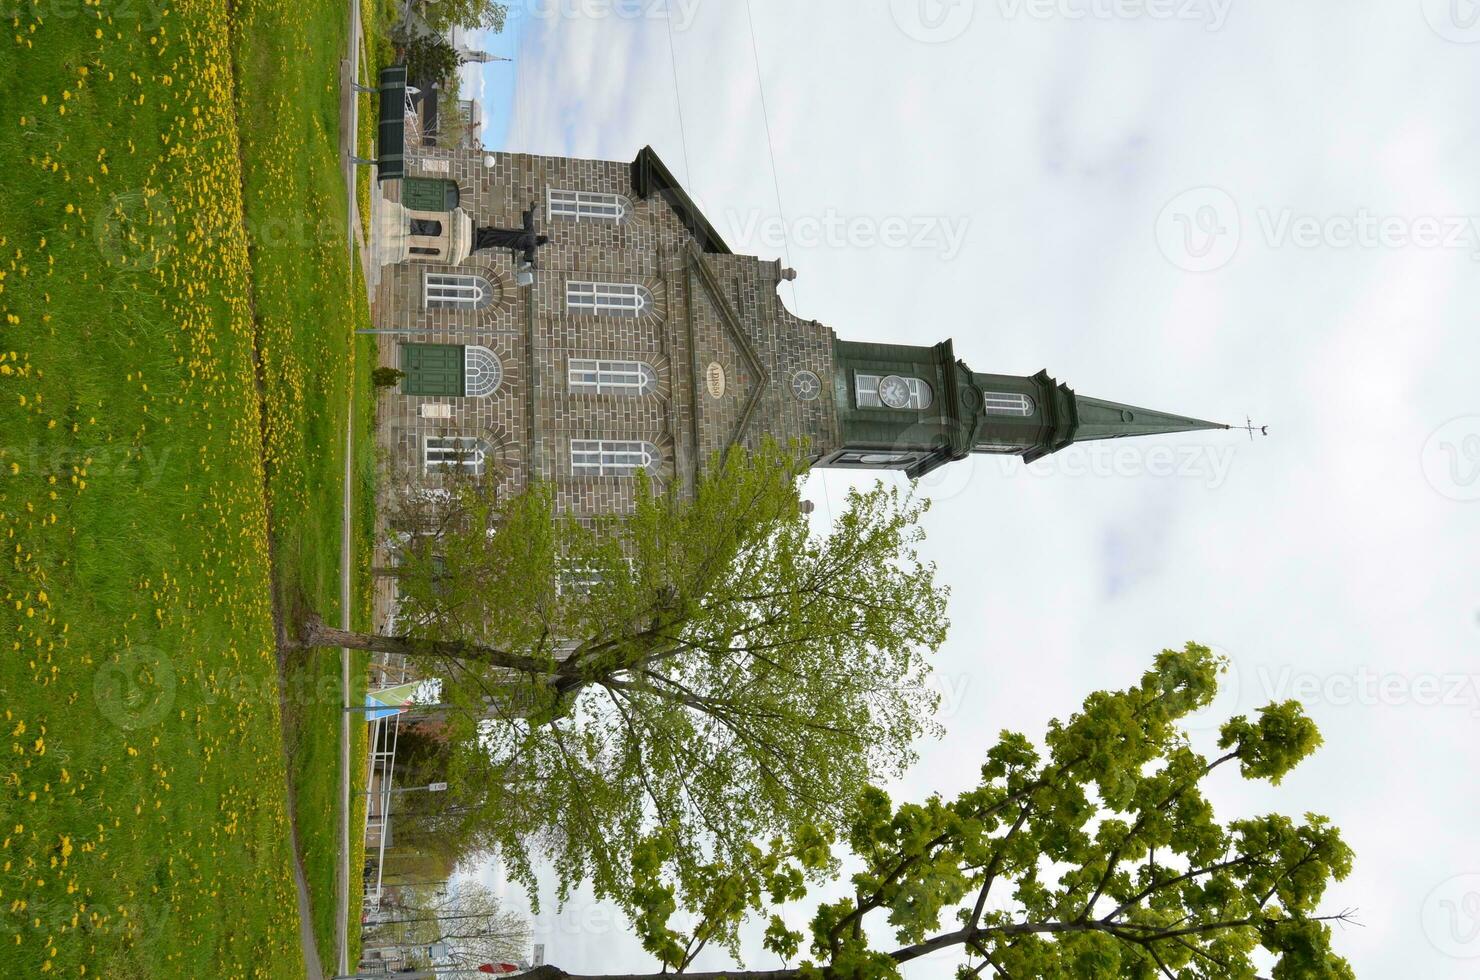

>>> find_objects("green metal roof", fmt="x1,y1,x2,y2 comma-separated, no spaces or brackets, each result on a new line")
1070,396,1230,442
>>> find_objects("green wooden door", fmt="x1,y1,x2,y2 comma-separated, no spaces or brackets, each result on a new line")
403,178,460,211
401,344,466,396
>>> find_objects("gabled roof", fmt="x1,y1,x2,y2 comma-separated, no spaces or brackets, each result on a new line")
630,146,733,255
688,249,768,449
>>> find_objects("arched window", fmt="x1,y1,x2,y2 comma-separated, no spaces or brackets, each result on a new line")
982,392,1035,416
425,273,494,310
463,346,503,397
855,373,933,410
424,436,486,475
409,218,443,237
568,359,657,396
548,189,628,222
570,440,660,477
566,281,650,318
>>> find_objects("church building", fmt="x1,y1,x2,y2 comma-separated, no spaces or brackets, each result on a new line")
370,144,1228,515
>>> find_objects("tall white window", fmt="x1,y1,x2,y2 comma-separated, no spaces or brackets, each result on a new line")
548,189,628,222
557,565,606,595
568,359,657,396
566,281,650,318
424,273,493,310
855,374,933,410
983,392,1035,416
570,440,659,477
424,436,486,474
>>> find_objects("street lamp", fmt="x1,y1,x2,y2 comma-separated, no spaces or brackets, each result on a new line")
365,781,448,797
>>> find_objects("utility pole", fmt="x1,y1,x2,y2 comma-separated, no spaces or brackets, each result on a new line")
368,910,492,928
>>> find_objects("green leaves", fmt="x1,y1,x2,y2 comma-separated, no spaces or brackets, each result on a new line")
1219,700,1324,785
380,454,1354,980
381,440,950,927
630,645,1354,980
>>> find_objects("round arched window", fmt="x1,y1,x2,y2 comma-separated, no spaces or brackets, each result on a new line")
464,346,503,397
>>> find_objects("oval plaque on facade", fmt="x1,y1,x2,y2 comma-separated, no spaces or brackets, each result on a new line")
705,362,726,399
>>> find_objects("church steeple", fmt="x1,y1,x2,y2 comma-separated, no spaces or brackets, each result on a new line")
817,338,1232,478
1069,395,1229,443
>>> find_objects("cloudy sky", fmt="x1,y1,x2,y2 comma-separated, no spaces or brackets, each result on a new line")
460,1,1480,975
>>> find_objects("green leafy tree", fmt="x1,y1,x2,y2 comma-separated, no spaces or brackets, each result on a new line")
372,366,407,389
422,0,508,34
298,443,948,910
403,33,464,84
519,645,1355,980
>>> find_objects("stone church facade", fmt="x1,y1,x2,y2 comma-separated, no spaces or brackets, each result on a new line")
371,144,1229,517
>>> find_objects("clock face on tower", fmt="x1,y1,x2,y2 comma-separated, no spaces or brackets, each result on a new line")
877,375,913,409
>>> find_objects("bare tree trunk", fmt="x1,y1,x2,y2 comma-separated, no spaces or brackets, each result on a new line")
520,969,800,980
296,616,555,676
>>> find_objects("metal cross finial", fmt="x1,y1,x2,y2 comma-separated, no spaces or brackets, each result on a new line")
1239,416,1269,440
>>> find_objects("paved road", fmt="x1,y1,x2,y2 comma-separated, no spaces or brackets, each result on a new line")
332,0,366,972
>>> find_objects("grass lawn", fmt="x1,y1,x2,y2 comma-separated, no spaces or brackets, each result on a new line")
0,0,373,973
227,0,375,957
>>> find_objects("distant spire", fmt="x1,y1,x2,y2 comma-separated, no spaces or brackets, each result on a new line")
458,48,510,64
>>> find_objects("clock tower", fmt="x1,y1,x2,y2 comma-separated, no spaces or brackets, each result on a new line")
819,338,1229,479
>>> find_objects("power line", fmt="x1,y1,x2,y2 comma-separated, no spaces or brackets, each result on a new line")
744,0,800,316
663,0,695,187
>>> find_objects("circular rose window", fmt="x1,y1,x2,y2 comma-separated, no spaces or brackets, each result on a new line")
791,370,822,401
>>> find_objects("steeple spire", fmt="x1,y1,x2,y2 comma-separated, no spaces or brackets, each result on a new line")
1069,395,1230,442
818,340,1241,478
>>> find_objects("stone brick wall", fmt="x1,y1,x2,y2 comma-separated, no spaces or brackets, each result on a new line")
372,145,842,522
